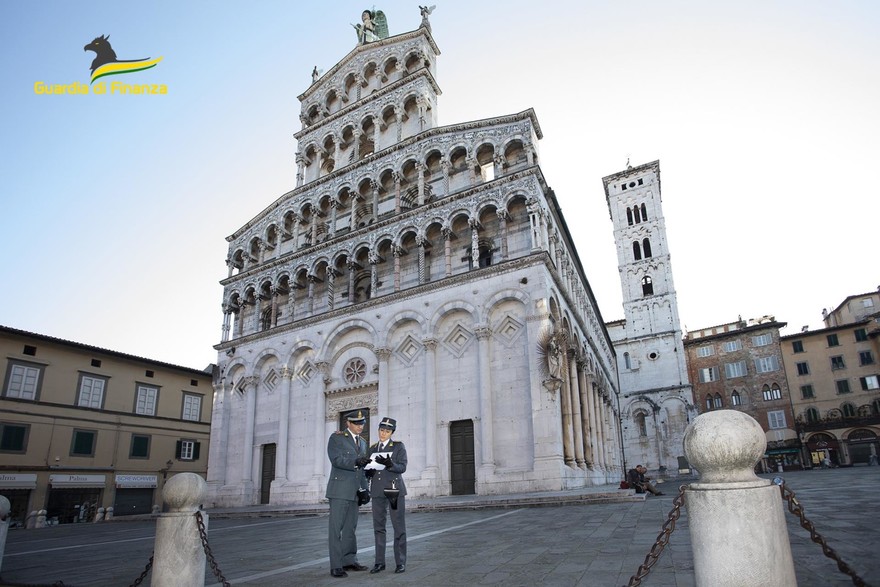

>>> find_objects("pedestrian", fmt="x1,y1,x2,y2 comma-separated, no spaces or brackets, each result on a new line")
366,417,408,574
626,465,664,496
326,409,371,578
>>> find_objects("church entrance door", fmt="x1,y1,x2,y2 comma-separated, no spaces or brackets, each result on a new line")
450,420,475,495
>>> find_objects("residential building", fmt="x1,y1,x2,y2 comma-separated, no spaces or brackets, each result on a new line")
604,161,695,476
683,316,800,471
782,294,880,466
0,325,213,526
207,11,621,507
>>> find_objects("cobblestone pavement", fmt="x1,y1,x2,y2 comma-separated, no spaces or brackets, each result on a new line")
1,467,877,586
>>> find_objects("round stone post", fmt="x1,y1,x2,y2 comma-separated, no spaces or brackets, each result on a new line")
683,410,796,587
0,495,10,575
152,473,207,587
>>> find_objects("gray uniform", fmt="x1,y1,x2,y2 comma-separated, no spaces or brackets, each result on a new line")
326,429,368,570
368,439,407,567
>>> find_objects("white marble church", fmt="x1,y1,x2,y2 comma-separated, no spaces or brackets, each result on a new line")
206,9,626,507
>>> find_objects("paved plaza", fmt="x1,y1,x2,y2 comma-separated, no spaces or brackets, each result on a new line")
1,467,878,586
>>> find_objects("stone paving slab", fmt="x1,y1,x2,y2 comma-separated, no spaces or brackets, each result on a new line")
1,468,878,586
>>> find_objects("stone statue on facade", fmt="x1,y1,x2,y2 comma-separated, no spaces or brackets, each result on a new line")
353,9,389,45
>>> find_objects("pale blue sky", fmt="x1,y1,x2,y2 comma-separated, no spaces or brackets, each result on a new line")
2,1,878,370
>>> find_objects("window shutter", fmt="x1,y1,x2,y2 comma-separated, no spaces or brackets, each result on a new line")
175,440,183,459
192,442,201,460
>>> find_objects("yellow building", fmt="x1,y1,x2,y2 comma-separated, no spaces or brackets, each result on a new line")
781,290,880,467
0,326,213,525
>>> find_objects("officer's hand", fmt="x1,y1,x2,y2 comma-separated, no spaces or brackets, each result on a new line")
355,455,371,467
375,454,393,467
365,468,376,479
357,489,371,506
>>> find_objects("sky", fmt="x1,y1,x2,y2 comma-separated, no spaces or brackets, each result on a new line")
2,1,878,371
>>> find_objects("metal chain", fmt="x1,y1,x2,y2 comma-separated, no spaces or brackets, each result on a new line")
128,555,153,587
625,484,687,587
778,482,868,587
196,510,231,586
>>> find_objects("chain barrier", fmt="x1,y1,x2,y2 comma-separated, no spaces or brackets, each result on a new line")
196,510,231,587
778,482,869,587
128,555,153,587
625,484,687,587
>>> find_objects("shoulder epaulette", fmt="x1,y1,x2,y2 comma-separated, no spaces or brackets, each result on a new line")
334,430,345,435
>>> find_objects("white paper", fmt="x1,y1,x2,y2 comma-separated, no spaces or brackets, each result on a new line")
364,451,392,470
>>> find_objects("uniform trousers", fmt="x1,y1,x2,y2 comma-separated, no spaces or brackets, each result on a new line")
372,494,406,566
328,498,359,569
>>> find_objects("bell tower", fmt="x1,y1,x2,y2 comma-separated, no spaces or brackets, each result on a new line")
603,161,693,473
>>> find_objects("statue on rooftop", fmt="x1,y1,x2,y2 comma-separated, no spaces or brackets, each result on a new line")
419,5,436,31
353,9,388,45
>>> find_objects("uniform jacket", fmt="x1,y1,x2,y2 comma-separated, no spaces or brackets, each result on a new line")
367,439,407,498
325,428,369,501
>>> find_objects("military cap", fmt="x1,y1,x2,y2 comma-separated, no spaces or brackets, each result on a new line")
378,417,397,431
346,410,367,423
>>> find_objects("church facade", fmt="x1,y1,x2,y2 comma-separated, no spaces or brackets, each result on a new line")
603,162,694,475
206,12,623,506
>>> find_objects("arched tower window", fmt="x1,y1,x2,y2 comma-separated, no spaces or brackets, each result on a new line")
805,407,819,422
624,352,631,369
705,394,713,411
641,276,653,296
626,208,633,226
642,238,652,258
632,241,642,261
713,393,723,408
731,390,741,406
641,203,648,221
842,403,856,418
633,205,641,223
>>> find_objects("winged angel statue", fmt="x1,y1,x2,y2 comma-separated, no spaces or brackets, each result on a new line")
353,8,389,45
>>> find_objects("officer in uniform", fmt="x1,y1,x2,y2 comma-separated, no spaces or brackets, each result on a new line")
366,417,408,574
326,410,371,578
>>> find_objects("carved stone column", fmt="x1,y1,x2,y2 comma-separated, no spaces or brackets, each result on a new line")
369,251,379,298
442,227,453,277
578,361,594,469
270,286,279,328
326,269,336,311
234,303,244,338
352,130,361,161
559,347,575,467
347,260,358,304
253,294,263,333
441,160,451,194
493,153,504,179
329,199,339,237
569,352,585,468
370,180,380,223
497,210,509,261
467,157,478,184
310,210,318,246
295,153,305,187
276,367,293,482
221,304,231,343
417,236,427,285
290,213,301,250
393,171,401,214
416,162,425,205
475,326,495,472
469,218,480,268
206,379,230,483
393,245,402,292
306,275,317,314
314,361,330,478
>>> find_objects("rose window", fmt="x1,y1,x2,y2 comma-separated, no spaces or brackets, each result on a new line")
343,358,367,384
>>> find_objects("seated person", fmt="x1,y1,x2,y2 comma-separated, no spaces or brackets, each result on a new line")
626,465,664,496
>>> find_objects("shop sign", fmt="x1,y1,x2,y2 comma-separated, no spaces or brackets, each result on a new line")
0,473,37,489
115,474,157,488
49,474,106,488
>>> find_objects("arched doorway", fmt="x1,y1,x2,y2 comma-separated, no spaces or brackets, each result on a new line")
846,429,878,465
806,432,840,467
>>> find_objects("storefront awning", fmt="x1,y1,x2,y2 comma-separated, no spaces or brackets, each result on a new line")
49,474,106,488
765,448,800,455
0,473,37,489
116,474,157,488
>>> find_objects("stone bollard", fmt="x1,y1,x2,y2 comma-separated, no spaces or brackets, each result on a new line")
95,507,105,522
152,473,207,587
683,410,796,587
0,495,9,575
25,510,36,529
35,510,47,529
105,506,114,520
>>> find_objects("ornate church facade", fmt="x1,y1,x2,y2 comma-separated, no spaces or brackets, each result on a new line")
206,12,623,507
603,162,694,475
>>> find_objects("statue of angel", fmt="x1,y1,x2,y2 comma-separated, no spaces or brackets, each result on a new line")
352,9,389,45
419,5,436,30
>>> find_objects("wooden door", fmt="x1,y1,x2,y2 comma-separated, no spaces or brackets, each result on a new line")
450,420,475,495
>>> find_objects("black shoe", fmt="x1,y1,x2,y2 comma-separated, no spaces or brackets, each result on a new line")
344,563,368,572
370,564,386,574
330,568,348,578
394,564,406,573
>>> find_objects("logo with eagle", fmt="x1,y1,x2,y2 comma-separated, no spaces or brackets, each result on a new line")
83,35,162,84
